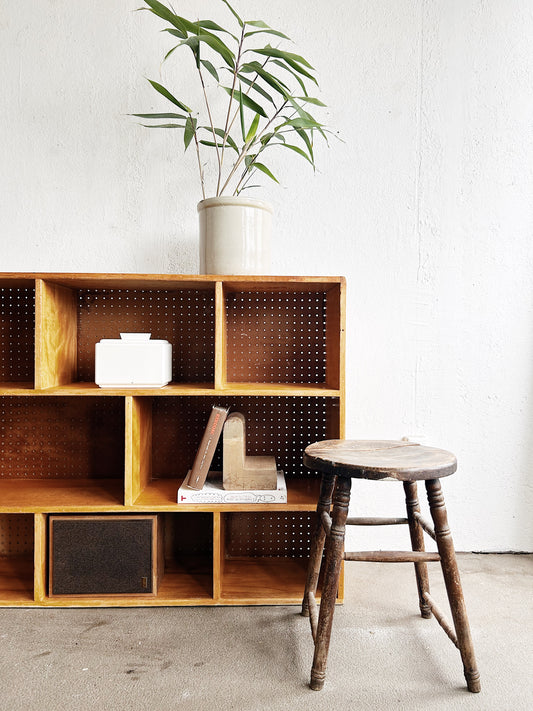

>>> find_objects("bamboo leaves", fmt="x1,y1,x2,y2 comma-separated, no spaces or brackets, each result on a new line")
134,0,329,197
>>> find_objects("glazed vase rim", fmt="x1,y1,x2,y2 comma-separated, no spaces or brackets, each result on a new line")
197,196,273,213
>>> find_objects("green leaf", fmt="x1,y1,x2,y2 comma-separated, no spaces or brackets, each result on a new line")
200,59,220,82
222,86,267,118
245,113,261,143
237,73,275,105
239,61,289,97
179,34,235,68
279,142,314,165
142,0,188,36
244,28,292,40
295,127,314,161
281,116,323,130
270,59,309,95
199,140,226,149
251,45,314,70
184,115,197,150
201,127,239,152
147,79,191,112
131,112,188,119
244,21,290,40
296,96,326,107
221,0,243,27
140,123,185,128
251,162,279,183
239,86,246,141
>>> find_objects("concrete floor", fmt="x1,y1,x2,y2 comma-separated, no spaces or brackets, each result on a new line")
0,554,531,711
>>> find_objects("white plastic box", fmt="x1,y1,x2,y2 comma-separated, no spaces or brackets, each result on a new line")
95,333,172,388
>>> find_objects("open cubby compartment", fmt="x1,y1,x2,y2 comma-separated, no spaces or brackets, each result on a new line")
0,513,35,603
0,278,35,388
0,397,125,509
127,395,341,507
35,278,216,389
219,511,315,603
222,280,343,389
158,512,213,602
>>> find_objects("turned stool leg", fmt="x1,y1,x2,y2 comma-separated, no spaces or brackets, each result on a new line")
403,481,432,618
310,476,351,691
302,473,336,616
426,479,481,693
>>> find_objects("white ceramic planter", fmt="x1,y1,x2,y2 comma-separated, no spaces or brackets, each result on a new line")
198,196,272,275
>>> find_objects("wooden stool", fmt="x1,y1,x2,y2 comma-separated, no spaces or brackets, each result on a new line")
301,439,481,693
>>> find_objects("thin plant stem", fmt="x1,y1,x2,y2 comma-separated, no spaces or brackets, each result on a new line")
197,63,222,181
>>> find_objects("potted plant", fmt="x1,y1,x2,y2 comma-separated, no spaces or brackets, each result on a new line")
134,0,328,274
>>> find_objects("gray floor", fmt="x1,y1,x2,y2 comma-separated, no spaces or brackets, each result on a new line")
0,554,531,711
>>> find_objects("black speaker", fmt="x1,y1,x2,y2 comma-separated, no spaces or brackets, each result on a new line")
49,515,163,596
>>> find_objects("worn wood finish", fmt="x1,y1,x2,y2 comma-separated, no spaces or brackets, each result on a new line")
304,439,457,481
302,440,480,694
404,481,432,618
301,473,336,617
310,475,351,690
0,273,344,607
426,478,481,692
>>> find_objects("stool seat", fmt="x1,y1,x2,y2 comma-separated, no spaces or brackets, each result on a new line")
304,439,457,481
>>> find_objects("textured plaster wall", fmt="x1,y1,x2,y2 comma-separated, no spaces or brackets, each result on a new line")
1,1,532,550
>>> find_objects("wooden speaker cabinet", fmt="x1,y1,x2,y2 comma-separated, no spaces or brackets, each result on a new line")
49,515,163,597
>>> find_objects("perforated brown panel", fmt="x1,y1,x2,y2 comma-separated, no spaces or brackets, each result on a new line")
0,288,35,382
225,512,315,558
151,396,339,479
163,513,213,558
0,397,124,478
0,514,34,556
77,289,215,382
226,291,327,383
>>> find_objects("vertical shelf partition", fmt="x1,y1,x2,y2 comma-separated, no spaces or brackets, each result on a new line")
0,273,345,607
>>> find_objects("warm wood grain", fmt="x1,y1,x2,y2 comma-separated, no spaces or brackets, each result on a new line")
126,397,152,505
0,479,124,513
212,512,224,600
35,279,77,388
215,281,227,389
34,513,47,603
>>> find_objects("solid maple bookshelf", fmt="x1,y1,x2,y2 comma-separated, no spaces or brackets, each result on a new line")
0,273,345,607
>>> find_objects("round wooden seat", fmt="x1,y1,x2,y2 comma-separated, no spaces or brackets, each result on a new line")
304,439,457,481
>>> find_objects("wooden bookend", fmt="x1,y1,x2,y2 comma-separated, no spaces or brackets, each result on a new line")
222,412,277,490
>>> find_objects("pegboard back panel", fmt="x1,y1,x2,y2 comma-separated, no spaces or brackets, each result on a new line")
0,514,34,556
225,291,327,383
0,397,124,479
77,289,215,383
163,513,213,560
151,396,340,479
224,512,315,558
0,288,35,382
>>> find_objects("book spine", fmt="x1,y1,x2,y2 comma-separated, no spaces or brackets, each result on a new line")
187,406,228,490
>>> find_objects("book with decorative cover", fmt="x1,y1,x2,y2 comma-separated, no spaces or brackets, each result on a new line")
183,406,229,490
178,470,287,504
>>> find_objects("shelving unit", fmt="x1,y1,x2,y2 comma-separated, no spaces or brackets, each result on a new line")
0,273,345,607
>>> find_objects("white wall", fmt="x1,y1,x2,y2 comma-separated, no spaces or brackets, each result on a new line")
1,1,532,551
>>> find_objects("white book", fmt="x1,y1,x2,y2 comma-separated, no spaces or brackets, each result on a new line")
178,470,287,504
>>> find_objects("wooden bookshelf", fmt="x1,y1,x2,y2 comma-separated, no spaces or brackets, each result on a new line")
0,273,345,606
